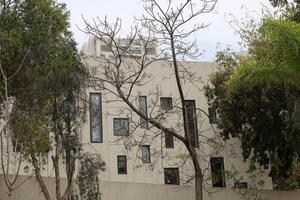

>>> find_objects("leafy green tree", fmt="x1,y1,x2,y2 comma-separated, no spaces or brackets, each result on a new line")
226,18,300,189
269,0,300,22
77,153,105,200
229,19,300,91
1,0,88,199
205,45,300,190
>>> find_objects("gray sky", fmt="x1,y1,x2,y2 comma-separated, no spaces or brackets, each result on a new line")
58,0,272,61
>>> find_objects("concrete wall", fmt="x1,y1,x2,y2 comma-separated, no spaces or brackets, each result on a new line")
82,57,273,189
1,175,299,200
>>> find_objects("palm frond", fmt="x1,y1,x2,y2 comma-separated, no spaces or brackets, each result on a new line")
228,19,300,93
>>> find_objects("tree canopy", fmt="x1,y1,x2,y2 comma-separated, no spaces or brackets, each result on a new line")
205,19,300,190
1,0,88,199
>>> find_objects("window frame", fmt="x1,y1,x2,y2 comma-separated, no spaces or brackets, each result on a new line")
141,145,151,163
160,97,173,111
210,157,226,188
234,182,248,189
139,96,148,129
164,168,180,185
89,93,103,143
117,155,127,175
184,100,199,148
113,118,129,136
208,106,217,124
165,132,174,149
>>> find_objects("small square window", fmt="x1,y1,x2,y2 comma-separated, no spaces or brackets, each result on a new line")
165,132,174,149
234,182,248,189
117,155,127,174
141,145,150,163
160,97,173,111
113,118,129,136
164,168,180,185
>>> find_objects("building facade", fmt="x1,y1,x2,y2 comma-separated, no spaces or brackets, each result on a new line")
80,36,273,190
0,36,291,200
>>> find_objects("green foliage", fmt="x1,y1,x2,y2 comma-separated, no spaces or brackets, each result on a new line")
229,19,300,92
1,0,87,150
1,1,88,187
205,48,300,190
77,153,105,200
269,0,300,22
226,163,266,200
10,107,51,156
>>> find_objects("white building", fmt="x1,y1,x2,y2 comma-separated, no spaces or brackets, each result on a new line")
80,36,273,189
1,36,299,200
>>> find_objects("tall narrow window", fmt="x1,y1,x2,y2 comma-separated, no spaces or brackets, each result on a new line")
141,145,150,163
210,157,226,187
90,93,102,143
12,137,21,152
139,96,148,129
208,106,217,124
113,118,129,136
184,100,199,148
165,132,174,149
164,168,180,185
160,97,173,111
117,155,127,174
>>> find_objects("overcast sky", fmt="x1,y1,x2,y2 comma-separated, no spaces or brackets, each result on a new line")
58,0,273,61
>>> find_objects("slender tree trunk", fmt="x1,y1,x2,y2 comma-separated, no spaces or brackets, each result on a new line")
52,98,62,200
8,189,12,200
52,155,61,200
170,33,204,200
61,148,75,200
195,169,203,200
186,145,203,200
31,153,50,200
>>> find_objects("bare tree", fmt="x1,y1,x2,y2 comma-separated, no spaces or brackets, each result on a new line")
82,1,219,200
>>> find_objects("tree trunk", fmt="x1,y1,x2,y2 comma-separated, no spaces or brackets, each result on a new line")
31,153,51,200
8,189,12,200
186,145,203,200
195,170,203,200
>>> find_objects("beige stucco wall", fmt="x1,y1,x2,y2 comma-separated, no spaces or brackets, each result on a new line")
0,175,299,200
0,47,273,195
0,58,273,194
82,57,273,189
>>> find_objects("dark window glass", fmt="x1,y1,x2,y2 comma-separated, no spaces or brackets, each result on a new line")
12,137,21,152
42,153,48,165
208,107,217,124
141,145,150,163
210,157,226,187
165,132,174,149
117,155,127,174
139,96,148,129
101,44,110,52
234,182,248,189
113,118,129,136
164,168,180,185
184,100,199,148
90,93,103,143
160,97,173,111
